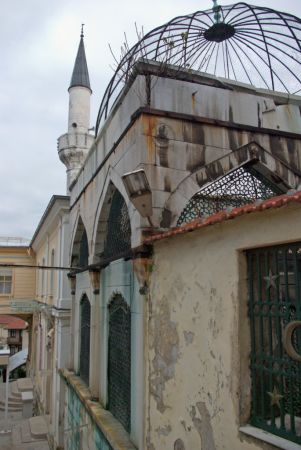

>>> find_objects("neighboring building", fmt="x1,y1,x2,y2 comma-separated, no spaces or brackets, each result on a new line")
0,239,36,312
0,240,35,373
56,4,301,450
0,315,28,355
30,194,71,449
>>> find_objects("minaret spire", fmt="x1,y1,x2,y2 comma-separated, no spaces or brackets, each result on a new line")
69,26,91,92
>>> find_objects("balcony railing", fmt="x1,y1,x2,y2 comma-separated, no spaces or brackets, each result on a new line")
7,336,22,345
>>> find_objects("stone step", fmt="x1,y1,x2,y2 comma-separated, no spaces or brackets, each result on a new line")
12,419,50,448
0,395,23,410
0,396,23,406
17,440,50,449
10,381,22,399
0,404,23,412
29,416,48,439
17,378,33,392
21,419,46,443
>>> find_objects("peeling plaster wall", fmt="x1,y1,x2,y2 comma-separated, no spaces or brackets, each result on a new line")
146,203,301,450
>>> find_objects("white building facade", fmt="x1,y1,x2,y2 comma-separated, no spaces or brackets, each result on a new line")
30,195,71,449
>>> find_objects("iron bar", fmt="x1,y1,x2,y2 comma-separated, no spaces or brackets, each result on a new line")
0,263,78,271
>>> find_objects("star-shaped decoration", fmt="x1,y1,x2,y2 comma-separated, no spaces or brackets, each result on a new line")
263,269,279,290
267,386,284,408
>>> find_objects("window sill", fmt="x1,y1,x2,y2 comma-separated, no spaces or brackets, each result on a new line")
240,425,301,450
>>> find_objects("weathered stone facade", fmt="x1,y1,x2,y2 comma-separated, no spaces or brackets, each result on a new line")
59,58,301,450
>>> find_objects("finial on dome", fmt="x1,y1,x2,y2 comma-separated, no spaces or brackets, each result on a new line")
212,0,221,23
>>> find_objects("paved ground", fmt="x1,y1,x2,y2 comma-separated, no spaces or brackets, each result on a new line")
0,382,50,450
0,410,24,449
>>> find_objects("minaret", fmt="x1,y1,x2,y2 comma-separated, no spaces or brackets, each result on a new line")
58,25,95,192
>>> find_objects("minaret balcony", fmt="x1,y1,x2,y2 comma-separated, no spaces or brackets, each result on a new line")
57,132,94,155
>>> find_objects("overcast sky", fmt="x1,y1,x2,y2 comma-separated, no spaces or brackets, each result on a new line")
0,0,300,239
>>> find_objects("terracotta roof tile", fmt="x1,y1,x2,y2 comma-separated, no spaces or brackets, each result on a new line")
0,315,27,329
144,190,301,244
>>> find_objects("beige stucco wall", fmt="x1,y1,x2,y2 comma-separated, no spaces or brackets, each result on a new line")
146,203,301,450
0,326,8,344
0,247,35,302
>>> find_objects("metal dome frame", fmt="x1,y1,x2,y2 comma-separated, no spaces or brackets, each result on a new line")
95,2,301,135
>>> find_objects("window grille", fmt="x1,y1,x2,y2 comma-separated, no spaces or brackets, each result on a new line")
79,296,91,386
247,243,301,444
79,230,89,268
177,166,283,225
108,294,131,432
103,190,131,260
0,269,12,295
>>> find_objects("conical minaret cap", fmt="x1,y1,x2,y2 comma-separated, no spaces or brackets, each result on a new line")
69,27,92,92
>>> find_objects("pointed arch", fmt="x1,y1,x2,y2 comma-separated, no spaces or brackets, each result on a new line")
70,216,89,269
163,142,301,227
93,183,131,263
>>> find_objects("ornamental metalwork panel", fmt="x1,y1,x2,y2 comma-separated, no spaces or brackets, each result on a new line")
103,190,131,260
177,166,282,225
79,296,91,386
108,294,131,432
247,243,301,444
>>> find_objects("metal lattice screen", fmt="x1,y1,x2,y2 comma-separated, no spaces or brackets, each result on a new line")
103,190,131,260
79,296,91,386
247,243,301,444
177,166,283,225
108,294,131,432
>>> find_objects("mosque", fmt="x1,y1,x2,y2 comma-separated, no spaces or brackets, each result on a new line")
3,2,301,449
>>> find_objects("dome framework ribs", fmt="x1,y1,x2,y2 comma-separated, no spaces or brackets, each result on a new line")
96,2,301,135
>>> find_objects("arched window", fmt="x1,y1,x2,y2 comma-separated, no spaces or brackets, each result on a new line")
41,258,45,298
71,217,89,269
79,230,89,268
108,294,131,432
50,249,55,296
79,295,91,385
103,190,131,260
